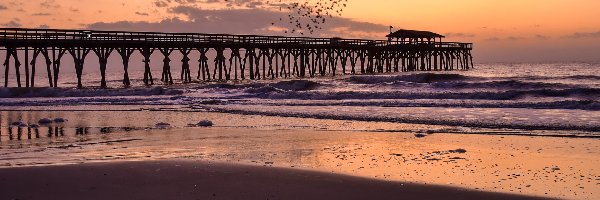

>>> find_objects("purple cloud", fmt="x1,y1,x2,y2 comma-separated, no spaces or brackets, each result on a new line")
2,20,22,28
88,7,387,38
444,32,476,38
534,34,549,40
565,31,600,39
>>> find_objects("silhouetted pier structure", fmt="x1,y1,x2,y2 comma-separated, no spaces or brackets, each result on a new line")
1,28,473,88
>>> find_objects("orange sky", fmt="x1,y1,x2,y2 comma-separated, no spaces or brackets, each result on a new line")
1,0,599,62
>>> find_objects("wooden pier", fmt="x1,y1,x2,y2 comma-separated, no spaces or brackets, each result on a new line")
0,28,473,88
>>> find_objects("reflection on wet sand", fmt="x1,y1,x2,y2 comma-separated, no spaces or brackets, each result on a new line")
0,110,598,199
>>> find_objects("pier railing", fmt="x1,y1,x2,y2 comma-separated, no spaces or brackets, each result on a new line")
1,27,473,88
0,28,472,49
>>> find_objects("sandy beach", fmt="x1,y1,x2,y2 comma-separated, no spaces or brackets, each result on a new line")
1,110,598,199
0,160,555,200
1,0,599,199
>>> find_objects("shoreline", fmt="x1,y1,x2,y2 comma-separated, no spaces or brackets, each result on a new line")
2,107,598,138
0,159,554,200
1,110,598,199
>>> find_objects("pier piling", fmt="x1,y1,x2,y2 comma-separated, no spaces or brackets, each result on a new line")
1,28,473,88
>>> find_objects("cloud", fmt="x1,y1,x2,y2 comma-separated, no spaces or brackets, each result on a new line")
154,0,169,7
485,36,524,42
174,0,200,4
0,4,7,10
506,36,524,41
40,0,60,9
88,7,388,38
534,34,549,40
565,31,600,39
32,12,52,16
37,24,50,29
199,0,268,9
135,12,149,16
485,37,500,41
444,32,475,38
2,20,22,28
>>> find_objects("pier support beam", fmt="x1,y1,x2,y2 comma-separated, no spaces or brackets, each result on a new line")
30,48,41,87
197,48,210,81
245,48,255,80
180,48,192,83
116,48,135,86
159,48,174,84
139,47,155,85
214,47,226,81
3,48,11,87
24,47,29,87
51,47,67,87
229,48,242,80
349,51,357,74
68,47,91,88
12,49,21,88
2,48,22,87
92,47,113,88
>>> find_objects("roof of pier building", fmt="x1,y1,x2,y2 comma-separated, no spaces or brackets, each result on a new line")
386,29,445,40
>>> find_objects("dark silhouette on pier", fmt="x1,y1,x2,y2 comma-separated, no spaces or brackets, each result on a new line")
1,28,473,88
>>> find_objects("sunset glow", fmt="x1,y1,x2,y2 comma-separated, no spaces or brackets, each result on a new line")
1,0,599,61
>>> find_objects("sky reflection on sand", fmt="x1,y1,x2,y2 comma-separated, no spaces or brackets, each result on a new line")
1,110,598,199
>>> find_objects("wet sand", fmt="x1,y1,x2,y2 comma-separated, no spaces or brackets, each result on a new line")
1,110,599,199
0,160,553,200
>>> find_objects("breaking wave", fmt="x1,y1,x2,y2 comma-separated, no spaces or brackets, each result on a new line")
347,73,472,84
252,100,600,111
241,88,600,101
244,80,321,93
431,80,574,89
0,87,183,98
201,105,600,132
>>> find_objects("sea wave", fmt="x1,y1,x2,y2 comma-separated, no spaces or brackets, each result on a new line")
200,105,600,133
347,73,473,84
249,99,600,111
240,88,600,101
0,87,183,98
561,75,600,80
431,80,574,90
243,80,321,93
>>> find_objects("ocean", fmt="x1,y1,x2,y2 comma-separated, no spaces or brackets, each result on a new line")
2,62,599,134
1,62,599,199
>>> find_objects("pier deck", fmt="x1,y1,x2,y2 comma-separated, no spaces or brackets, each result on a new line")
1,28,473,88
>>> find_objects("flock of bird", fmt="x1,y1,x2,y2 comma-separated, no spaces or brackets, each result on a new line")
270,0,348,35
152,0,349,35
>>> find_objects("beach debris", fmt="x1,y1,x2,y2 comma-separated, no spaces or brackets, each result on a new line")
272,80,320,91
199,99,226,105
416,129,436,134
414,133,427,138
197,120,214,127
100,127,112,133
11,121,26,126
449,148,467,153
155,122,171,128
53,118,67,123
38,118,53,124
